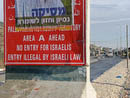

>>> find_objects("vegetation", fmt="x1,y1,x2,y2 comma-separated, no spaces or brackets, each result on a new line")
0,21,3,27
0,21,4,60
62,0,72,15
0,23,4,68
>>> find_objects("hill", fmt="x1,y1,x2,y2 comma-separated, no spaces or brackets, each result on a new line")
0,22,3,27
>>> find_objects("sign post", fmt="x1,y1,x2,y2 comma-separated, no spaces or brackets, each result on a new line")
81,0,97,97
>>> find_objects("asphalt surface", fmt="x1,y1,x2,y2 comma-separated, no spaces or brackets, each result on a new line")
91,56,122,81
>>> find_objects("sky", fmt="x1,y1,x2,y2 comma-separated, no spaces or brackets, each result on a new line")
0,0,3,22
0,0,130,49
91,0,130,49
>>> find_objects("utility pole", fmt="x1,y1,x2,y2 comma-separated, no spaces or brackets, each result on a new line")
120,31,122,55
126,25,129,69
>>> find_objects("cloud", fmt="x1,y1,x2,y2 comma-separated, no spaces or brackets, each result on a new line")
91,0,121,5
91,0,130,11
91,18,130,24
91,0,130,22
90,0,130,48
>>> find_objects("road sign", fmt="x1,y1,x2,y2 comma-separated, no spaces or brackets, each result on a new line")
4,0,86,66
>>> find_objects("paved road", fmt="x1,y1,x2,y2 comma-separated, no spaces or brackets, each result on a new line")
0,70,5,86
91,56,122,81
90,56,98,64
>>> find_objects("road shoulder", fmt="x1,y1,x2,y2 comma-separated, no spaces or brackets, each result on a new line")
92,59,128,98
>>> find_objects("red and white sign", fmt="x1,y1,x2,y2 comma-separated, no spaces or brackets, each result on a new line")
4,0,86,66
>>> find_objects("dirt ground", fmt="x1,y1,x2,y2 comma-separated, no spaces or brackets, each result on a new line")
0,80,35,98
0,80,85,98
